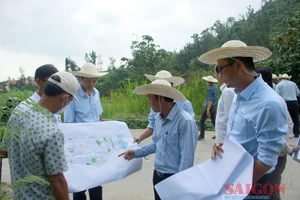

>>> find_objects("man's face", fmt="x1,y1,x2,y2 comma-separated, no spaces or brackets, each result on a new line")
214,70,224,84
216,59,237,88
81,77,97,90
147,94,160,112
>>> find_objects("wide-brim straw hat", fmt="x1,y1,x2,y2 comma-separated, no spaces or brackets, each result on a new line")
199,40,272,64
133,79,186,102
144,70,184,86
279,74,292,80
202,75,217,83
71,63,108,78
272,74,278,80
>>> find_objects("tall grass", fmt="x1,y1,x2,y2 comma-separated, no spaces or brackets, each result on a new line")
0,75,220,121
101,74,220,120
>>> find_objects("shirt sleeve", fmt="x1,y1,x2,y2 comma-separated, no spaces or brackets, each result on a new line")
207,88,214,101
147,108,156,129
44,131,68,175
134,128,157,157
179,119,198,171
181,101,195,118
63,100,75,123
256,102,286,167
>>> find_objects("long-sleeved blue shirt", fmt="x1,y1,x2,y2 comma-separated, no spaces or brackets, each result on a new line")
227,75,287,172
135,103,198,174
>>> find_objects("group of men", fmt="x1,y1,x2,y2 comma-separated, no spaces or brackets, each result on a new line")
1,39,300,200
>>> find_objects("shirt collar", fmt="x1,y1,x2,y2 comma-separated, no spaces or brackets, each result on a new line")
159,103,178,122
238,75,263,100
220,83,226,92
78,84,96,97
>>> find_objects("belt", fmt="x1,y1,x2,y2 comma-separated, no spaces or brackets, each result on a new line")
155,170,173,179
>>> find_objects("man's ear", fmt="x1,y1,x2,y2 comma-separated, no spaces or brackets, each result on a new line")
35,78,42,85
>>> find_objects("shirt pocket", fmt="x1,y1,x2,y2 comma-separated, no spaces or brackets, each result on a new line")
232,110,253,140
164,131,179,154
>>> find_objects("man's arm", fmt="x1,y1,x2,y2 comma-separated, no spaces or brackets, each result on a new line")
99,115,103,121
48,173,69,200
206,100,212,116
134,128,153,143
253,160,271,183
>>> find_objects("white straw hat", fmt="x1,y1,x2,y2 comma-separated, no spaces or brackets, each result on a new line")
279,74,292,80
144,70,185,86
272,74,278,80
133,79,186,102
199,40,272,64
71,63,108,78
48,71,80,103
202,75,217,83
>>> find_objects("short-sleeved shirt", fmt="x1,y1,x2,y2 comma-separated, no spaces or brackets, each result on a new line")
29,91,62,123
3,102,68,200
205,85,218,106
64,85,103,123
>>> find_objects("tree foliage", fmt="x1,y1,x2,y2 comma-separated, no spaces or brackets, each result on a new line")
273,11,300,85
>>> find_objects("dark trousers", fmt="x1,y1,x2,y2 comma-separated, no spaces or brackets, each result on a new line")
286,101,299,137
244,156,287,200
153,170,174,200
73,186,102,200
200,106,216,137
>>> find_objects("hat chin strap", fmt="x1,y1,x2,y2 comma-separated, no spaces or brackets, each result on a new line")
241,65,258,77
158,96,162,116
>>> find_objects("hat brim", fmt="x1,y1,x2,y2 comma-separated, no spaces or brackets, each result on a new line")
202,77,217,83
71,71,108,78
199,46,272,64
144,74,185,86
133,84,186,102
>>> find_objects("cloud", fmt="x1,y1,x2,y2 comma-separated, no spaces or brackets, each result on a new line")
0,0,262,81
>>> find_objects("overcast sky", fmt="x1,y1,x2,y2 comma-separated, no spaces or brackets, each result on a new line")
0,0,262,82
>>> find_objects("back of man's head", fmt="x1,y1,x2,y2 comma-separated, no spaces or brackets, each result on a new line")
34,64,58,81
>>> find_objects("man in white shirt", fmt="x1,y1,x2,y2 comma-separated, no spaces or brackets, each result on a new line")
214,65,235,142
30,64,58,102
27,64,61,123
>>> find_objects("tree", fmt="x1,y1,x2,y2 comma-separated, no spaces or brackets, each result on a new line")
108,57,116,71
84,51,97,65
273,11,300,86
65,57,79,72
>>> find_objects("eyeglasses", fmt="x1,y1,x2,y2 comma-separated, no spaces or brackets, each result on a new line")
216,61,236,74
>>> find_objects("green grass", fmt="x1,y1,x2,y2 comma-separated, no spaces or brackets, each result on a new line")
0,74,220,130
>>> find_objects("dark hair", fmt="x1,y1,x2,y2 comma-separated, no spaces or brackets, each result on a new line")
225,57,255,71
154,95,174,102
214,65,220,74
44,75,66,96
255,67,273,88
34,64,58,80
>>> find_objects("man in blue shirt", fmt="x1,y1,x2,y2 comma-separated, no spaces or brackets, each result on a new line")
198,75,218,140
199,40,287,199
276,74,300,137
64,62,108,200
119,79,198,200
134,70,195,144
